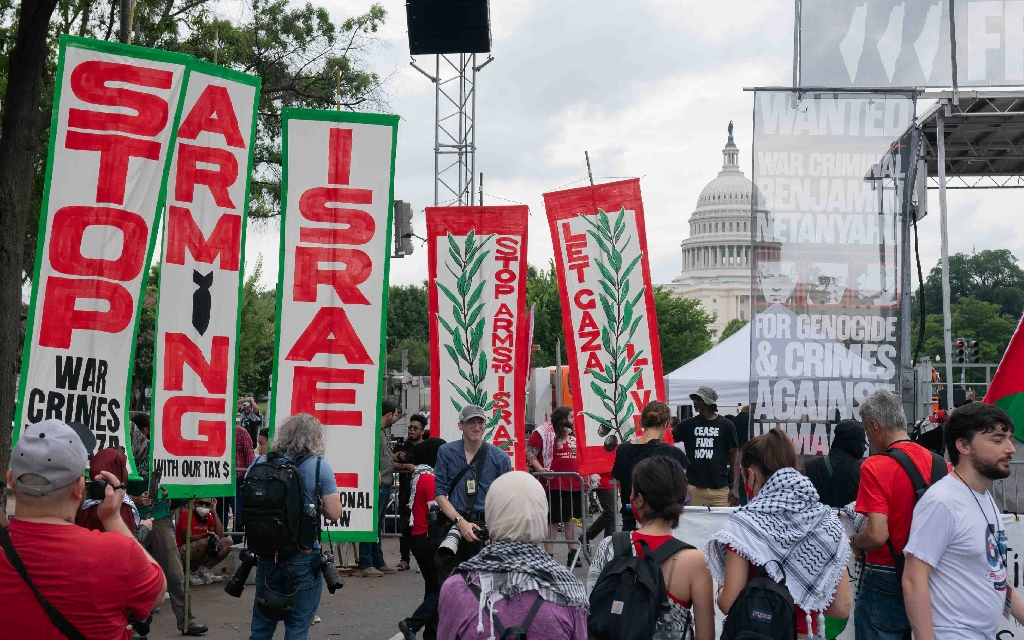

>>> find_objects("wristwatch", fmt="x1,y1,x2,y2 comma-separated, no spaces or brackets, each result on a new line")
452,516,463,526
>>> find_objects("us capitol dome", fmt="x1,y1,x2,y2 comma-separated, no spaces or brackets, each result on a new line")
665,122,755,341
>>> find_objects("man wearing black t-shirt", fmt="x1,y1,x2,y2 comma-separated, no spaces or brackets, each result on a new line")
677,386,738,506
611,415,689,532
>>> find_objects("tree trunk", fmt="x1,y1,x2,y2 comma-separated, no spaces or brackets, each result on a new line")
0,0,60,514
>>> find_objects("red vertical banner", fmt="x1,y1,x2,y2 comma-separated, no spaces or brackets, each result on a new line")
543,179,666,474
427,206,530,471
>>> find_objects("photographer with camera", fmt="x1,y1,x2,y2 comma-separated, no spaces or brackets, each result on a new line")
175,498,233,585
0,419,167,639
76,448,145,536
238,414,343,640
433,405,512,584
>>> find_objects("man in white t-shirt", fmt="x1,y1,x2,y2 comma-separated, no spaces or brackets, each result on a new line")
904,403,1024,640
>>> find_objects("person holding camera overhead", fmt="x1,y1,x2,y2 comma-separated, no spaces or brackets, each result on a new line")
245,413,343,640
433,405,513,583
176,497,234,585
0,419,167,639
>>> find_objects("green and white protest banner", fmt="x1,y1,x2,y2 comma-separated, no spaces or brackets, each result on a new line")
14,36,191,476
270,109,398,541
149,60,260,498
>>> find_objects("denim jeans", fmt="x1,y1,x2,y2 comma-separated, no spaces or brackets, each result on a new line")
358,484,391,569
855,565,911,640
249,553,321,640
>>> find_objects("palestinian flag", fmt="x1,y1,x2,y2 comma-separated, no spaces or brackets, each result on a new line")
984,314,1024,436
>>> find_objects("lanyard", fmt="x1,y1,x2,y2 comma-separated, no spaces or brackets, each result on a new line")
954,470,1006,569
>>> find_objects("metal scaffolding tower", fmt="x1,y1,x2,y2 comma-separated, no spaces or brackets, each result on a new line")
412,53,493,206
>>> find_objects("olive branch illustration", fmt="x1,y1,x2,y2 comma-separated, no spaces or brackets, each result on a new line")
579,208,646,452
435,231,510,448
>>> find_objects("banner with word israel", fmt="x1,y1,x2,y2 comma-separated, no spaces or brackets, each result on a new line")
426,206,530,470
543,179,666,475
271,110,398,542
15,36,191,476
150,60,260,498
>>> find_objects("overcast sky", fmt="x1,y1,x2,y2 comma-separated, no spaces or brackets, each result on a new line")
240,0,1024,292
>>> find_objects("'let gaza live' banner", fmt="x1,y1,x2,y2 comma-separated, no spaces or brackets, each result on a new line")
15,36,190,475
544,179,666,475
150,61,260,498
427,206,530,471
270,110,398,542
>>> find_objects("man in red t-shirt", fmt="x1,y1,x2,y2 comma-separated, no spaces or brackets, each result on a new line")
0,419,166,640
852,389,950,640
176,498,233,586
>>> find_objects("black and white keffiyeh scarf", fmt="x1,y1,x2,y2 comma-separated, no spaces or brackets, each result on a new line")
705,467,849,613
455,540,588,638
407,464,434,527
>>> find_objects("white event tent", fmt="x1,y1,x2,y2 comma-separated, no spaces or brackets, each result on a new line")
665,323,751,410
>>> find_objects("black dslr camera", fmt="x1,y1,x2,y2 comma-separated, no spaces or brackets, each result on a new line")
317,547,345,594
224,549,256,598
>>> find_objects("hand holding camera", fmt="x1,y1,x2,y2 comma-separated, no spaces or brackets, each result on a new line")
91,471,126,524
456,518,481,543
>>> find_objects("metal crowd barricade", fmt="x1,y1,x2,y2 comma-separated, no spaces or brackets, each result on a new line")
531,471,591,565
383,472,403,538
994,461,1024,513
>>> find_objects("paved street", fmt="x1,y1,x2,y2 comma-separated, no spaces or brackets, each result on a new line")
146,537,590,640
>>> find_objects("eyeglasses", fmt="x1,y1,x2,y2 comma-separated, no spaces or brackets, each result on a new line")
196,501,213,508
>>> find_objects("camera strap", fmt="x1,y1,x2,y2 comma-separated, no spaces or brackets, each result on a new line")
0,526,87,640
448,444,488,510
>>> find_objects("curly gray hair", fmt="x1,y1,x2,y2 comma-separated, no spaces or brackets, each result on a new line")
273,414,326,457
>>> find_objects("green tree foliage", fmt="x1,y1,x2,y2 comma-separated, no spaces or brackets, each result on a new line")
720,318,747,341
237,259,276,398
911,250,1024,369
173,0,388,217
129,266,159,407
921,249,1024,319
652,287,714,372
525,263,569,368
385,283,429,376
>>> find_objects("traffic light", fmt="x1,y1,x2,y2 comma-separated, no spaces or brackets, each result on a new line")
393,200,414,258
954,338,966,364
969,340,980,363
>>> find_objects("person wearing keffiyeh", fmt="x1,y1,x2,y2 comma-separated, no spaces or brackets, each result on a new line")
75,448,142,535
709,428,852,639
437,471,588,640
399,437,447,640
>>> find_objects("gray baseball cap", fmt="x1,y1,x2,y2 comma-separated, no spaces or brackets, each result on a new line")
690,386,719,406
11,419,91,496
459,405,487,422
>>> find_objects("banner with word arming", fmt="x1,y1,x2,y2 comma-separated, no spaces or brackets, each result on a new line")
543,179,666,475
426,206,530,470
271,109,398,542
150,61,260,498
750,91,913,454
14,36,191,475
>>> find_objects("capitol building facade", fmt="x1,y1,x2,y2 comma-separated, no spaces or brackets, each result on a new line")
665,124,754,341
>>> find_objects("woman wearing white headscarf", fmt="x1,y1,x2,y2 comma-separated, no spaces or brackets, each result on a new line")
438,471,588,640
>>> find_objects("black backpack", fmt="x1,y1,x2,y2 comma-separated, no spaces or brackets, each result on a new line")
588,531,690,640
721,561,797,640
240,452,308,559
881,447,948,578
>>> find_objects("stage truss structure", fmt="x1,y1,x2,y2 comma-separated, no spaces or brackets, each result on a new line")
412,53,494,206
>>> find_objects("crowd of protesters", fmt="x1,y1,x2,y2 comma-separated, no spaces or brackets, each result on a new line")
0,385,1019,640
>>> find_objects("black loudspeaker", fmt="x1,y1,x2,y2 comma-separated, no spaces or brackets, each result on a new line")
406,0,491,55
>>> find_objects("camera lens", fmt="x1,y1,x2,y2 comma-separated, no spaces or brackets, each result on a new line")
225,550,257,598
319,550,345,594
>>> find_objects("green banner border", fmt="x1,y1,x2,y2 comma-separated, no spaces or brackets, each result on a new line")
13,35,192,481
149,58,262,500
270,108,398,543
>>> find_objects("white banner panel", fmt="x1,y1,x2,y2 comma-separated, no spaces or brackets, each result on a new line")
15,36,190,475
150,61,260,498
271,110,398,542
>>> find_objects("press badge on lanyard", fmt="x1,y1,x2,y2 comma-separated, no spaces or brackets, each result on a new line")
466,478,477,496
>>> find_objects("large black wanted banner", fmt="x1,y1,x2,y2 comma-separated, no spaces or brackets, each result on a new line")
749,92,913,455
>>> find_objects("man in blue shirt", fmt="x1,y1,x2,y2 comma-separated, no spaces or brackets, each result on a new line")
247,414,341,640
433,405,512,583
